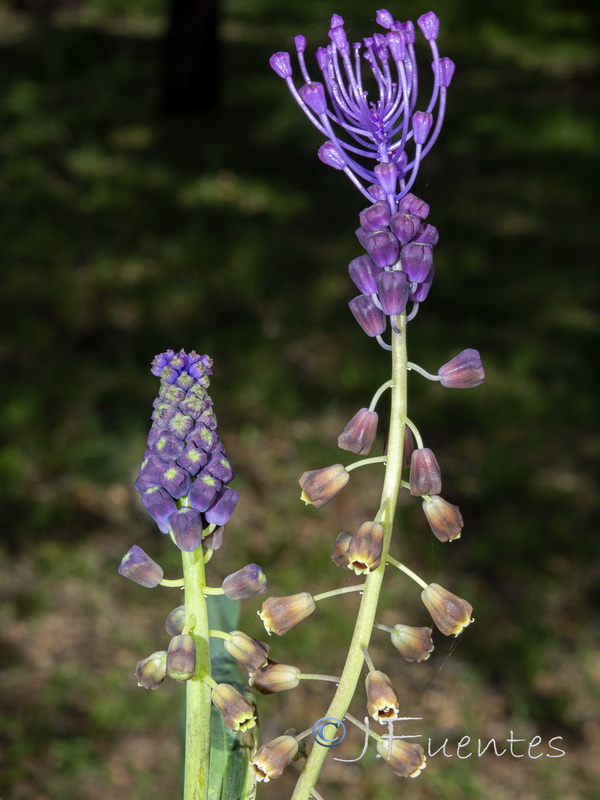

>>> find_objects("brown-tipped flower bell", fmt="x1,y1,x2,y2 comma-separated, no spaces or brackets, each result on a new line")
438,348,485,388
366,670,401,724
166,634,196,681
410,448,442,496
299,464,349,508
337,408,378,455
250,735,299,782
258,592,316,636
211,683,256,732
421,582,474,636
135,650,167,690
250,661,301,694
224,630,270,672
377,739,427,778
118,545,163,588
422,495,463,542
346,521,384,575
331,531,352,567
222,564,268,600
165,604,186,636
390,625,434,663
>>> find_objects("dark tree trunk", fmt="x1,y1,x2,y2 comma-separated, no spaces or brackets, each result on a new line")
162,0,219,113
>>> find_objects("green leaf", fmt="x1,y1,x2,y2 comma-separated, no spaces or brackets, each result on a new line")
207,595,258,800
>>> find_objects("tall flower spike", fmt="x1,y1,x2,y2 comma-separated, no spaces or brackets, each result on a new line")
269,10,454,205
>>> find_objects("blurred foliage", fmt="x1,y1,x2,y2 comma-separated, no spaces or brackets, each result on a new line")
0,0,599,797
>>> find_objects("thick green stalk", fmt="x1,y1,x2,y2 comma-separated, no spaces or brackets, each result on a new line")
291,316,407,799
182,545,212,800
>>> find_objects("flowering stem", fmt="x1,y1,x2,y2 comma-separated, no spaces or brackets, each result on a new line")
291,314,407,799
182,542,212,800
386,554,428,589
313,584,365,602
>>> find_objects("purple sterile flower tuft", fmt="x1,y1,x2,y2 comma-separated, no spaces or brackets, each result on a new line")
438,349,485,388
270,9,453,206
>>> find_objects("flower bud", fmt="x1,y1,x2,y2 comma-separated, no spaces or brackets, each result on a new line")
422,495,463,542
165,604,186,636
188,473,222,512
135,650,167,690
224,631,270,672
400,242,433,283
299,464,349,508
250,735,299,782
298,81,327,114
373,162,398,195
331,531,352,567
141,486,178,533
417,10,439,40
169,507,203,552
359,200,391,231
348,294,386,337
348,254,382,294
438,56,456,87
398,193,429,219
390,625,434,662
222,564,268,600
338,408,378,455
389,211,421,244
410,264,435,302
366,670,400,724
250,661,301,694
203,524,224,550
421,582,474,636
438,348,485,388
118,545,164,588
377,739,427,778
211,683,256,732
412,111,433,145
415,222,439,246
346,521,384,575
269,52,292,79
375,270,410,315
258,592,316,636
318,141,346,170
365,230,399,267
409,448,442,496
166,634,196,681
205,486,240,525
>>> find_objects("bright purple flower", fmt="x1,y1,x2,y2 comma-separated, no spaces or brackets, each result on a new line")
365,231,399,268
348,255,382,295
269,9,453,206
359,200,391,232
400,242,434,283
375,270,410,315
438,349,485,388
118,545,164,587
141,486,178,533
410,265,435,303
348,295,386,337
189,473,222,512
205,487,240,526
169,507,204,551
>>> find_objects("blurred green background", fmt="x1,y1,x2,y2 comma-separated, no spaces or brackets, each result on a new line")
1,0,599,797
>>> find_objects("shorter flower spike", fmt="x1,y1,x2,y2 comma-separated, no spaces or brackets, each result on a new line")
299,464,349,508
166,634,196,681
211,684,256,732
422,495,463,542
421,583,474,636
224,631,270,672
118,545,164,588
338,408,378,455
365,670,401,724
438,349,485,388
135,650,167,690
346,521,384,575
250,661,301,694
165,604,186,636
259,592,316,636
222,564,268,600
377,739,427,778
409,448,442,496
390,625,434,662
250,735,299,783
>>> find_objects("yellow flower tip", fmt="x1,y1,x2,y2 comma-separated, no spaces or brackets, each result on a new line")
258,592,316,636
366,670,401,724
211,683,257,732
298,464,350,508
421,582,474,636
390,625,434,663
250,735,299,782
250,661,301,694
346,521,384,575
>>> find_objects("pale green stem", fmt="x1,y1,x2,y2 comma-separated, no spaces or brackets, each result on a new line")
182,543,212,800
368,379,393,412
386,554,428,589
402,415,424,449
160,577,185,587
297,673,341,683
345,455,387,472
290,314,407,800
313,584,365,602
